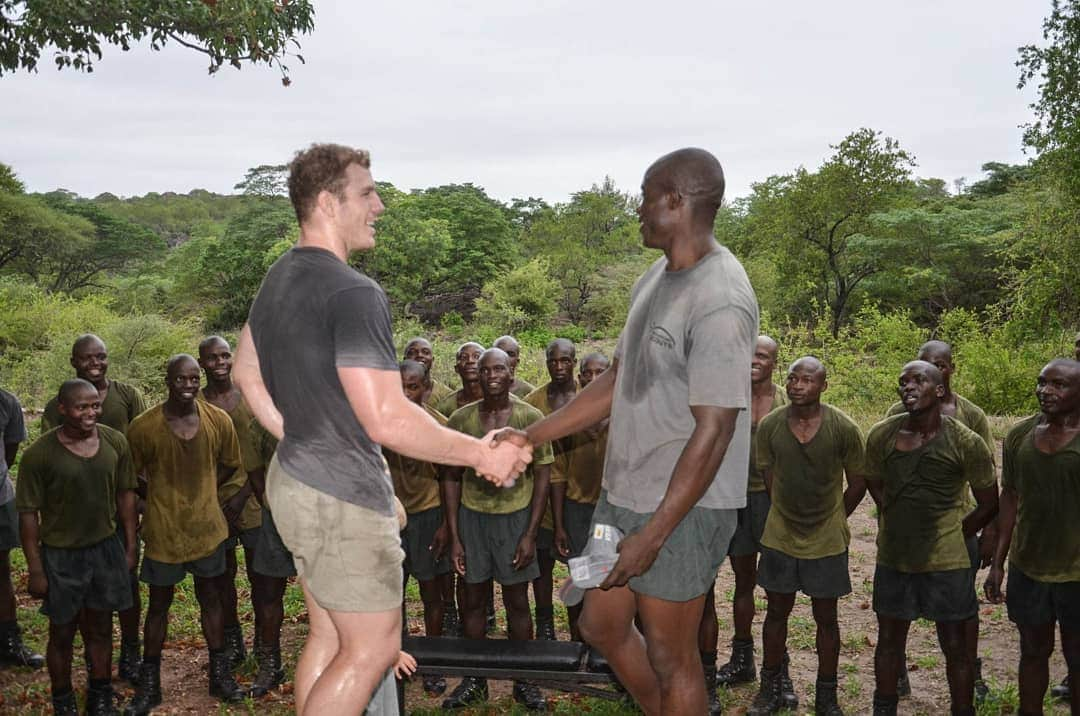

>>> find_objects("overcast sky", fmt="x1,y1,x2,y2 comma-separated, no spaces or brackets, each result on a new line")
0,1,1048,204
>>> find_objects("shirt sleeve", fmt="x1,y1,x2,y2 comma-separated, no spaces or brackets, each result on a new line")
1000,422,1025,491
842,419,867,478
862,424,886,482
127,421,149,477
129,387,149,422
686,305,755,409
215,412,244,470
14,445,43,512
961,431,995,491
1,394,26,445
113,434,138,491
753,415,776,474
39,400,60,433
328,285,399,370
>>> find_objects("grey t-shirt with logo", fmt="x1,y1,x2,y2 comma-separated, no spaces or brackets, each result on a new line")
248,247,400,517
0,389,27,505
603,247,758,513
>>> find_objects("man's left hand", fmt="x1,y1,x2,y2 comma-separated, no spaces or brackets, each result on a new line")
222,492,247,525
599,530,662,589
512,533,537,570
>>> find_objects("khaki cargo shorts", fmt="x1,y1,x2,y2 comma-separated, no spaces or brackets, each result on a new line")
267,454,403,612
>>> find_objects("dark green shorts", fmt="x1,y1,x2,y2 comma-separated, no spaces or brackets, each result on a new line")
458,506,538,586
0,499,19,551
1006,565,1080,628
140,540,228,586
225,526,260,553
252,507,296,579
402,506,450,582
563,499,596,561
728,490,770,558
41,533,132,625
872,563,976,623
592,491,737,602
758,547,852,599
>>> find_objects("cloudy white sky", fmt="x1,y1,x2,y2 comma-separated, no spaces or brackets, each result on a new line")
0,1,1048,204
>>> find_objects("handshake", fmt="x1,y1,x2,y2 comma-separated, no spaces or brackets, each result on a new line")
475,428,533,487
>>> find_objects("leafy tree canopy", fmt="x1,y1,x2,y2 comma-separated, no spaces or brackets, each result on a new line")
0,0,314,84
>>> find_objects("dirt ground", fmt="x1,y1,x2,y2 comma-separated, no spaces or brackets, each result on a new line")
0,456,1073,714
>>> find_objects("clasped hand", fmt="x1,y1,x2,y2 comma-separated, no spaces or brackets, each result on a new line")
476,428,533,487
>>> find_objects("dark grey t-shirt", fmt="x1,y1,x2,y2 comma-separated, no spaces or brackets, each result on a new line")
248,247,399,516
0,388,27,505
604,247,758,513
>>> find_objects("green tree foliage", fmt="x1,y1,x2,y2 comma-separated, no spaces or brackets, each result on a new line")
473,258,560,333
1018,0,1080,200
96,188,245,246
520,178,641,323
234,164,288,197
0,161,24,193
966,162,1035,198
0,191,93,277
0,0,314,84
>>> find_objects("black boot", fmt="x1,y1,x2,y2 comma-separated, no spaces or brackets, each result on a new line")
747,666,782,716
535,607,556,641
249,644,285,698
973,656,988,703
86,681,120,716
780,652,799,710
815,677,844,716
51,690,79,716
872,692,899,716
0,621,44,668
716,637,757,687
124,660,162,715
896,663,911,698
512,681,547,712
422,674,447,695
1051,674,1070,701
223,625,246,670
118,640,141,685
208,648,246,702
442,676,488,710
702,651,723,716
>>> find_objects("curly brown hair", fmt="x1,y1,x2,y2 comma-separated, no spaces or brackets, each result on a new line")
287,143,371,223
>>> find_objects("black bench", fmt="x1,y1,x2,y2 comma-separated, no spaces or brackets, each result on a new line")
398,635,620,711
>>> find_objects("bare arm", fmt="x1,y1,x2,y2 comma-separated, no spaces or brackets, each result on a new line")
865,478,884,510
962,484,999,539
232,324,284,441
337,366,529,484
985,486,1016,603
513,464,551,570
3,442,17,471
843,473,867,516
525,360,618,446
118,489,137,571
440,466,465,575
18,512,46,598
601,404,739,588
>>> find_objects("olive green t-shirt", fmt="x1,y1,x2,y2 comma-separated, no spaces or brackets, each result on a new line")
756,404,864,559
864,414,995,573
511,378,537,399
565,426,608,505
426,380,454,409
1002,415,1080,582
199,393,262,532
434,390,479,421
41,379,148,435
385,405,446,514
128,401,243,564
886,393,995,466
16,425,137,549
524,383,573,530
446,398,554,515
748,385,789,493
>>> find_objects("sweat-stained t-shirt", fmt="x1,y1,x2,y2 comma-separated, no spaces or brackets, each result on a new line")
247,247,400,517
128,400,242,564
756,404,864,559
565,426,608,505
524,383,572,531
1002,415,1080,582
447,398,554,515
16,425,137,549
748,385,789,493
41,379,147,436
511,379,537,399
385,404,446,515
0,388,27,505
426,380,454,409
199,392,262,532
863,414,995,573
604,247,758,513
433,390,480,422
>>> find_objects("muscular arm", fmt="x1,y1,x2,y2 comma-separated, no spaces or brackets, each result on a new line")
843,472,867,516
602,405,739,588
118,489,137,569
525,361,618,446
865,478,884,510
962,485,999,539
232,324,284,441
985,486,1016,603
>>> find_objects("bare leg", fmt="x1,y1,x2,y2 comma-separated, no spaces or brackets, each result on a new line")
82,608,113,681
0,552,15,622
418,578,445,637
812,598,840,679
461,580,489,640
45,619,79,695
638,591,709,715
192,575,226,650
1017,622,1054,715
729,553,758,640
503,583,533,641
762,591,795,670
142,586,174,660
874,615,910,698
698,583,719,654
1061,624,1080,715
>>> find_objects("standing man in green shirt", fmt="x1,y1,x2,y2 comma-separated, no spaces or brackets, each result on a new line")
0,385,43,672
441,348,555,711
434,342,486,419
711,336,788,710
885,340,998,699
41,333,148,683
748,357,865,716
125,355,247,713
524,337,577,641
495,335,537,398
404,337,454,408
985,358,1080,716
864,361,998,716
17,379,138,715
